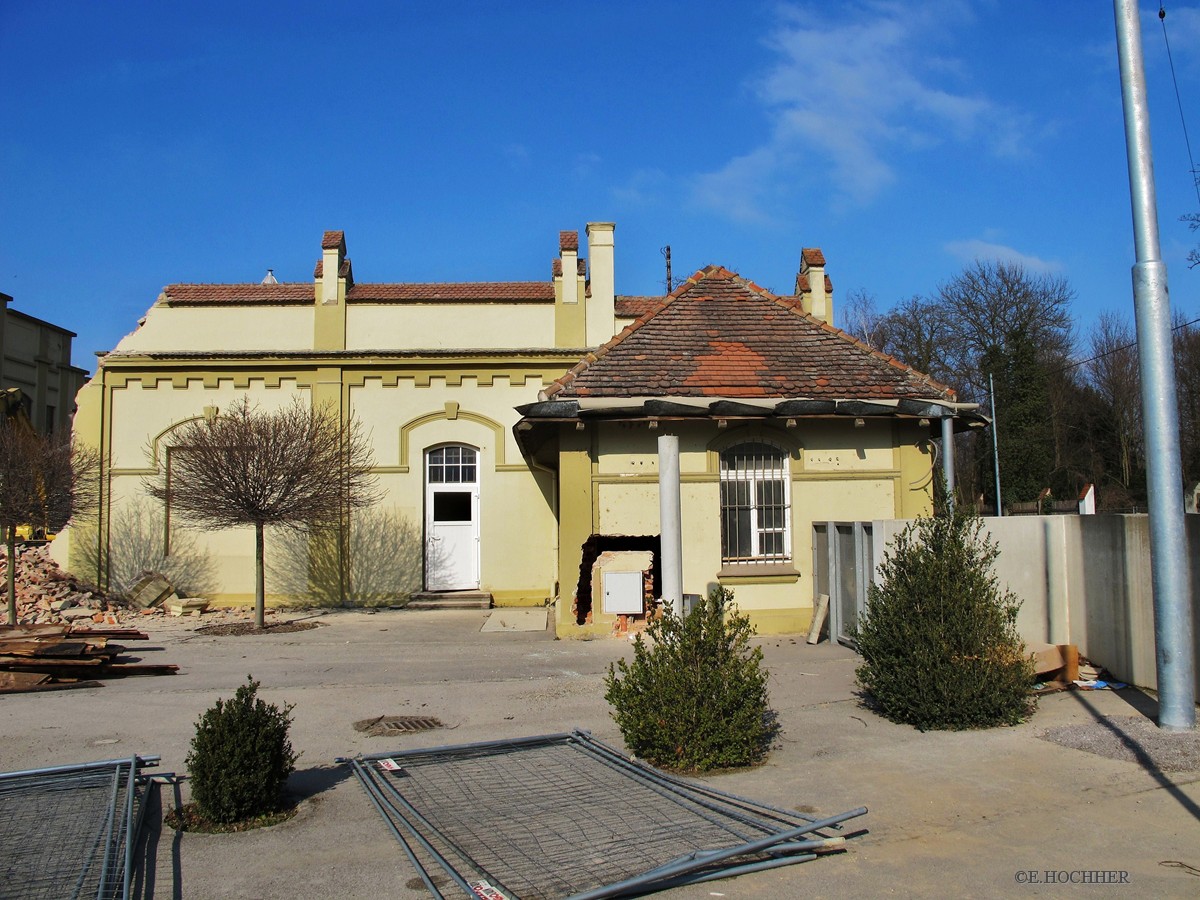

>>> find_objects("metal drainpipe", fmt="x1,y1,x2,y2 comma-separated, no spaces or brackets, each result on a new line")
658,434,683,618
1114,0,1195,730
940,415,955,512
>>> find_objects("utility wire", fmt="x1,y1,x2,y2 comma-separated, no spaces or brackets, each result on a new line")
1160,3,1200,206
1052,313,1200,375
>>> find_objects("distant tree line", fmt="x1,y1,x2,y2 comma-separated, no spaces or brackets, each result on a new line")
840,260,1200,513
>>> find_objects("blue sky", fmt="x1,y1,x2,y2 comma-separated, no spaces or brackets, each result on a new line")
2,1,1199,373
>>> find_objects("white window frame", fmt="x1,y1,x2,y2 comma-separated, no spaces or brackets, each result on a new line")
719,441,791,565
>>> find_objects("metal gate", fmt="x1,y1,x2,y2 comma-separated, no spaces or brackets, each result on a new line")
812,522,874,649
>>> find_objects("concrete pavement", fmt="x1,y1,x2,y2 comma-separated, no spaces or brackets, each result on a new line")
0,608,1196,899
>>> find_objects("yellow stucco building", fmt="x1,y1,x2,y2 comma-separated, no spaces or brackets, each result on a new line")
68,225,973,635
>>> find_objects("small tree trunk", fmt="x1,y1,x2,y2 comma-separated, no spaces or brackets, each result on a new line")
6,526,16,626
255,522,265,630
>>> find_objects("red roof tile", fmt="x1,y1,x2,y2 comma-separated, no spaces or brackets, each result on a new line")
346,282,554,303
322,230,346,250
559,231,579,252
545,266,952,401
163,283,315,305
616,296,664,318
801,247,826,267
162,280,555,305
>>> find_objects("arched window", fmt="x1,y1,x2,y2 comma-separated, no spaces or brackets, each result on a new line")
719,441,790,565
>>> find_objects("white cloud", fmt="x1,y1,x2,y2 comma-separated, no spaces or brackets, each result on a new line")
944,238,1064,273
691,1,1025,218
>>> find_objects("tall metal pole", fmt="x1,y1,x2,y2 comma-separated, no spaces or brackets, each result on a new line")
989,374,1003,516
658,434,683,617
1114,0,1195,730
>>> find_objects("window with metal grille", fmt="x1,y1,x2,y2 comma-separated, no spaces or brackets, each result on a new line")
719,441,790,565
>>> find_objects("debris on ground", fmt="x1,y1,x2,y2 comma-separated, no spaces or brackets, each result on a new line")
0,544,145,627
0,623,178,692
346,730,866,898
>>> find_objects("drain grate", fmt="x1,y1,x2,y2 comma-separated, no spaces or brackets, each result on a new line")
354,715,443,737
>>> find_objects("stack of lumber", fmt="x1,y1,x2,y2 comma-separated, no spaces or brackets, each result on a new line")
0,544,139,627
0,623,177,693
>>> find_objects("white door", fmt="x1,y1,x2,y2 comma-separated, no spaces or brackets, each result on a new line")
424,445,480,591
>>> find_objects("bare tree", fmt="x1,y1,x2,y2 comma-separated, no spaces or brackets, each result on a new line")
0,421,99,624
1087,313,1142,491
145,397,380,628
876,295,955,386
837,288,886,350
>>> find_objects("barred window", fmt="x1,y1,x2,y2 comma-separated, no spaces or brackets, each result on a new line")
719,441,790,564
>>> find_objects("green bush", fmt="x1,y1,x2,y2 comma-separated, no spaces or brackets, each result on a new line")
854,507,1035,730
186,676,297,823
604,586,772,772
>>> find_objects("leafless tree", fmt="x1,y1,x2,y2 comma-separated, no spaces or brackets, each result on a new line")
0,421,99,624
837,288,887,350
145,397,381,628
1087,313,1142,491
876,295,955,387
934,259,1075,402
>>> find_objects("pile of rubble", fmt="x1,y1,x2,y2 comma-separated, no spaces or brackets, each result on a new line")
0,544,144,627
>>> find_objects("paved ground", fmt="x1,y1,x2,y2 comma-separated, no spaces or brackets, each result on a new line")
1,608,1198,899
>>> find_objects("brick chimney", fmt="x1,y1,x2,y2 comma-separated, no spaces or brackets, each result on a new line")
797,248,832,323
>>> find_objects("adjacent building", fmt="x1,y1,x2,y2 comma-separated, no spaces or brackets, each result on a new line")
68,225,977,635
0,292,88,433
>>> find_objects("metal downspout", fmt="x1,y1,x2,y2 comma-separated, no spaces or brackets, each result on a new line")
940,415,955,511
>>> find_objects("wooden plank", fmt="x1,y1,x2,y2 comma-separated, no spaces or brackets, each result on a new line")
67,628,149,641
0,656,107,669
0,640,93,658
0,671,51,689
0,677,104,694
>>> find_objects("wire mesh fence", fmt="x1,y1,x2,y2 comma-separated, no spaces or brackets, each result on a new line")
347,730,865,899
0,756,157,900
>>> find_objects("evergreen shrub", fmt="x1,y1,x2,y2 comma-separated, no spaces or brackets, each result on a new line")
854,507,1035,730
604,586,772,772
186,676,297,823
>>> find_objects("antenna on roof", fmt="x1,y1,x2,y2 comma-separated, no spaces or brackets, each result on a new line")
261,269,278,285
660,245,673,292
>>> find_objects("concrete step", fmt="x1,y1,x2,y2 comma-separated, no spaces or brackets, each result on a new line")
406,591,493,610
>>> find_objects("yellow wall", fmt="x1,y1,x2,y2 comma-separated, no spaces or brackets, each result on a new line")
554,418,935,637
115,305,315,353
347,305,555,351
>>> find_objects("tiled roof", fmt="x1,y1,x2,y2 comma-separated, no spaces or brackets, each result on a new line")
615,296,664,318
162,281,555,305
801,247,826,267
322,230,346,250
346,282,554,303
163,283,315,305
545,266,953,401
559,231,579,252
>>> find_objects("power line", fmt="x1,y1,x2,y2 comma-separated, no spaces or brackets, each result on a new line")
1160,3,1200,206
1052,313,1200,375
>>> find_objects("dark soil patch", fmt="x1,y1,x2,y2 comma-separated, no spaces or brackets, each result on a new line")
165,801,297,833
194,620,323,636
